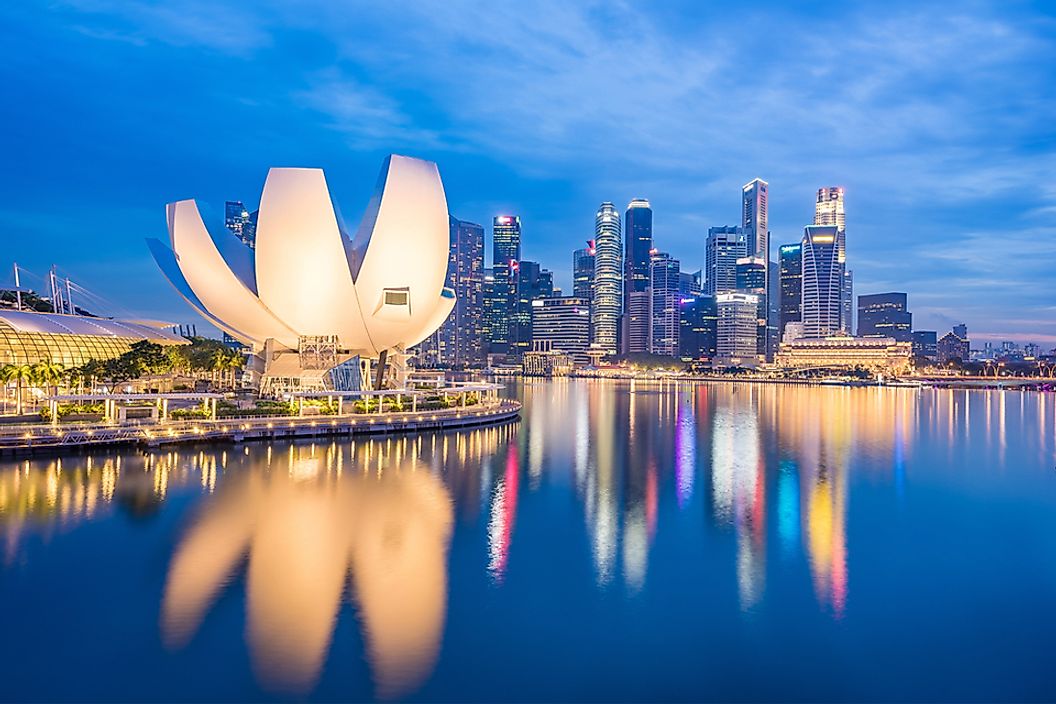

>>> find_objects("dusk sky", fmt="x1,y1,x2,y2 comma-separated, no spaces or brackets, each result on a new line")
3,1,1054,343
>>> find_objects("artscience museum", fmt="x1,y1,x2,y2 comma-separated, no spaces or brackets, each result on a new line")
149,155,456,393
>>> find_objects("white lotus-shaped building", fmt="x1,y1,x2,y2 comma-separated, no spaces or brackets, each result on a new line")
148,155,454,358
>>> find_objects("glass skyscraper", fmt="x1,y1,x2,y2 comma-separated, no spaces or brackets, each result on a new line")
430,217,485,367
513,260,553,357
622,198,652,354
489,215,521,354
592,202,622,355
649,251,680,357
741,179,769,262
814,187,851,333
800,225,844,338
573,242,595,302
705,226,747,295
679,294,717,361
857,292,912,341
778,243,803,339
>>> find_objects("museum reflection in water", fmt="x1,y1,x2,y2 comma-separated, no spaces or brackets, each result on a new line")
1,381,1052,698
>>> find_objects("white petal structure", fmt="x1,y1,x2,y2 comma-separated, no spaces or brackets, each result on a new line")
149,155,455,357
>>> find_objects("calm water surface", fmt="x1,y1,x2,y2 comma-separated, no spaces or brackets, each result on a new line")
2,380,1056,702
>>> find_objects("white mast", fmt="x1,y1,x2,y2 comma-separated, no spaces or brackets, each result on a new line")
65,277,75,316
12,263,22,311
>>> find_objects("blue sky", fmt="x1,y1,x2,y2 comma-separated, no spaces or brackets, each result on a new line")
2,1,1054,343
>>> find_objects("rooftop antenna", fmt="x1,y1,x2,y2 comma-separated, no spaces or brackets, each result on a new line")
12,263,22,311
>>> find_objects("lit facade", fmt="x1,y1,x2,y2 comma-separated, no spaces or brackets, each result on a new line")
150,155,455,359
813,186,851,333
573,242,595,302
649,251,680,357
778,243,802,340
623,198,652,354
716,292,760,364
0,310,186,367
423,217,485,367
679,294,717,361
736,256,768,359
800,225,844,339
775,335,913,374
489,215,521,354
705,226,747,296
912,330,937,360
857,292,912,342
592,202,622,355
937,331,969,363
531,296,590,363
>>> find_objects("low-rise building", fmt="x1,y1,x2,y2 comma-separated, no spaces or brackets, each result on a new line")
775,335,913,374
522,341,572,377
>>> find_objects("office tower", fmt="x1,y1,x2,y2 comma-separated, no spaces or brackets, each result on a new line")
679,294,717,361
781,244,802,337
814,187,850,332
512,260,553,357
800,225,844,338
857,292,912,342
531,296,590,363
716,293,760,363
911,330,937,360
742,179,769,261
679,270,702,298
624,291,651,355
705,226,747,295
736,256,768,358
953,323,968,339
649,251,681,357
489,215,521,354
592,202,622,355
481,273,496,351
622,198,653,354
430,217,485,367
767,259,780,360
573,242,596,301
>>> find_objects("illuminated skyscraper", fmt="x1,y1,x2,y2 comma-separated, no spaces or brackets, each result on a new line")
857,292,911,342
716,292,760,363
531,296,590,363
800,225,844,338
742,179,769,262
814,187,851,333
573,242,596,302
224,201,256,247
736,256,768,358
705,226,747,295
778,244,803,338
489,215,521,354
623,199,653,354
679,294,717,361
512,260,553,357
429,217,485,367
649,251,680,357
592,202,622,355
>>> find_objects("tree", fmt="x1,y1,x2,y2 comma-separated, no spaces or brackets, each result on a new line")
0,363,34,415
31,359,65,398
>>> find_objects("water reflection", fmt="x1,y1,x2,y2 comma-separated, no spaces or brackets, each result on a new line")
2,383,1055,701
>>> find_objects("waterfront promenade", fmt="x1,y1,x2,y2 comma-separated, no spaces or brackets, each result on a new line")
0,399,521,456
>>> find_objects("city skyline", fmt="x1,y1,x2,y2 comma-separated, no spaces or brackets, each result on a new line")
2,2,1054,343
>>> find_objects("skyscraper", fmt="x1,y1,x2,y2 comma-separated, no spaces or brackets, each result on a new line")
679,270,702,298
649,251,681,357
911,330,938,360
489,215,521,354
778,243,803,339
857,292,912,342
573,242,596,302
592,202,622,356
224,201,256,247
679,294,717,361
736,256,768,358
623,198,653,354
437,217,485,366
800,225,844,338
814,187,850,333
716,293,760,363
742,179,769,261
705,226,747,295
513,260,554,357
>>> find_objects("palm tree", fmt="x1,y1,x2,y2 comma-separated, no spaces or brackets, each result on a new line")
208,350,227,388
0,363,34,415
224,349,245,388
32,359,65,399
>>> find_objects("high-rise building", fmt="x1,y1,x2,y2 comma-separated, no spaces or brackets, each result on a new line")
736,256,768,358
938,330,969,363
911,330,937,360
705,226,747,295
814,187,850,333
624,291,651,355
679,294,717,361
953,323,968,339
800,225,844,338
716,292,760,364
573,242,596,302
592,202,622,356
679,270,702,298
742,179,769,261
512,260,554,357
531,296,590,363
649,251,681,357
431,217,485,367
767,259,780,361
481,273,496,352
857,292,912,342
489,215,521,354
776,244,799,345
622,199,653,354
